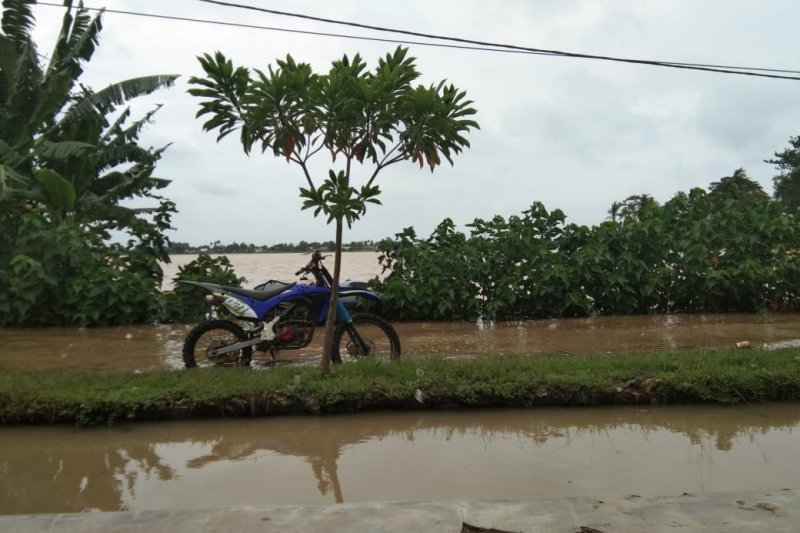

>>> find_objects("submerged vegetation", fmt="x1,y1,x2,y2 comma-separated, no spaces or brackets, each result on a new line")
1,348,798,425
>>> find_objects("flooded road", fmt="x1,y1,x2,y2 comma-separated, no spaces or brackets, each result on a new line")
1,404,798,514
3,249,797,372
1,313,799,372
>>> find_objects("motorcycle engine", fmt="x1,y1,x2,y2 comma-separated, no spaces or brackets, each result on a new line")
259,301,314,350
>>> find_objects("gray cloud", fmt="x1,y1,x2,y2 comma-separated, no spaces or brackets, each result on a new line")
29,0,800,245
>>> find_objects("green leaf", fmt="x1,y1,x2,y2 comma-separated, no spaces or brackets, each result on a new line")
37,169,76,211
60,75,178,126
36,140,95,160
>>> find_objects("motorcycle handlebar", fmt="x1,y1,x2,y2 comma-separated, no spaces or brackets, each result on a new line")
295,251,330,276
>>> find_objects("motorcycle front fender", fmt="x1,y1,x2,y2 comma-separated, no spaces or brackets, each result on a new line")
339,288,383,312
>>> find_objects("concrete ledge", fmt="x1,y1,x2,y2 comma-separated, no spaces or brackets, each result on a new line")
1,489,797,532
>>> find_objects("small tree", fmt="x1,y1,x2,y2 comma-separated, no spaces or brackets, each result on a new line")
189,46,479,373
708,168,769,208
769,136,800,213
607,194,658,222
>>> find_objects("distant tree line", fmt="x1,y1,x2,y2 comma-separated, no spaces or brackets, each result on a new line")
166,240,380,254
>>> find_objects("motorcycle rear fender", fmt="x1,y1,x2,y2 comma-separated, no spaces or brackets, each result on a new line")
179,281,259,319
220,294,258,319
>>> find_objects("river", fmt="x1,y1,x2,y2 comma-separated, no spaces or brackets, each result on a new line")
160,251,384,290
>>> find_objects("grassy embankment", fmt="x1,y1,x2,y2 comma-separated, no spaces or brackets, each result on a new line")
1,348,799,425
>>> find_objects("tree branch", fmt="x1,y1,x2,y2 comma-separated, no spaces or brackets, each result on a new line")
297,160,318,193
364,141,404,190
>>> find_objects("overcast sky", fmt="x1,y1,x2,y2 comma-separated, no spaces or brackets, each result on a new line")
30,0,800,246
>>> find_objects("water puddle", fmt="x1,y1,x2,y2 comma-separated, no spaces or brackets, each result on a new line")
1,404,798,514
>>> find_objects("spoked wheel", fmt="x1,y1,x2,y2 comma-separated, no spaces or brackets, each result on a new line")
183,320,253,368
331,313,401,363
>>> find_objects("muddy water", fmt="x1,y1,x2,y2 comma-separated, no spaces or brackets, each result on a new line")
160,251,384,290
4,249,798,371
1,313,800,372
1,404,798,514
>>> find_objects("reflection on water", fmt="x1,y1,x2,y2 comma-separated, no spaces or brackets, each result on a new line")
1,404,798,514
2,313,800,372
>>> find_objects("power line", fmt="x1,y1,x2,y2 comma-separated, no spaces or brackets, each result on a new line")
31,2,588,58
35,1,800,81
198,0,800,81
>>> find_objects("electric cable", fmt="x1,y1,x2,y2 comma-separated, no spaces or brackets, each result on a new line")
197,0,800,80
34,1,800,81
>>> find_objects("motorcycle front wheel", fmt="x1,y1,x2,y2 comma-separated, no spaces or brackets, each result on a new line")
331,313,401,363
183,320,253,368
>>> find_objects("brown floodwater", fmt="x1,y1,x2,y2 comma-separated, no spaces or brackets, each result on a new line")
160,251,384,290
4,250,798,371
1,313,799,372
1,404,798,514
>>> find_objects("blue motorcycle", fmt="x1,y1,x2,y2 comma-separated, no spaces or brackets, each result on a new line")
180,251,400,367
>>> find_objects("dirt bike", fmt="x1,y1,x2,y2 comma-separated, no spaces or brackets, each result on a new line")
180,250,400,367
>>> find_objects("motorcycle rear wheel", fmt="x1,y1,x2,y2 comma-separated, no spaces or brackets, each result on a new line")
331,313,401,363
183,320,253,368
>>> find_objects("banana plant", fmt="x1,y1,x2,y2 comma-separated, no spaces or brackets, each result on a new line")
0,0,177,243
0,0,178,326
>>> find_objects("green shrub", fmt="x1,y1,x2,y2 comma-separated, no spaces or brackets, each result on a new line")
162,253,246,323
373,190,800,321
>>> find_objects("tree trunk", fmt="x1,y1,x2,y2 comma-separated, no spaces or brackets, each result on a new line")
320,217,343,375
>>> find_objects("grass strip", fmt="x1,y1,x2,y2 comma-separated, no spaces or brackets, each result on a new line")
1,348,799,425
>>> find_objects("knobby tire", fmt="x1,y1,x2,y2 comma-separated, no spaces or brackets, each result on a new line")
183,319,253,368
331,313,401,363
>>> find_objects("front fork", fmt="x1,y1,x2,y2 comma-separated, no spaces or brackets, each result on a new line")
336,300,370,355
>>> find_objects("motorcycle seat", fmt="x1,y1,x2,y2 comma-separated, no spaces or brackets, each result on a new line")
224,282,296,301
180,280,296,301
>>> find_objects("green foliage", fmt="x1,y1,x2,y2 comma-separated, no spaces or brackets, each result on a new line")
0,0,177,327
770,136,800,213
376,220,482,320
1,1,177,231
0,213,163,326
374,203,593,320
708,168,769,208
163,253,246,323
373,183,800,320
299,169,382,228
